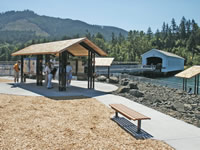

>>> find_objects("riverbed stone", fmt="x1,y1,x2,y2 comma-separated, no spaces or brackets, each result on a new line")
113,77,200,128
128,82,138,89
120,78,129,86
197,121,200,127
184,104,193,111
173,102,185,112
129,89,144,97
109,76,119,84
195,113,200,119
97,75,107,82
116,86,130,93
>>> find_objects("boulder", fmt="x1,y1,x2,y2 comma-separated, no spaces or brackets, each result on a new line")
120,78,129,86
116,86,130,93
172,102,185,112
191,104,198,109
129,89,144,97
197,121,200,128
184,104,193,111
195,113,200,120
109,76,119,84
175,90,184,95
97,75,107,82
128,82,138,89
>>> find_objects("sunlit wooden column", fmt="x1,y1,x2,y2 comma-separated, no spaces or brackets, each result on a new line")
80,41,97,89
87,50,92,89
92,52,95,89
20,55,24,83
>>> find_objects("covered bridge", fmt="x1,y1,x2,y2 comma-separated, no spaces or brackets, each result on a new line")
12,37,107,91
141,49,184,73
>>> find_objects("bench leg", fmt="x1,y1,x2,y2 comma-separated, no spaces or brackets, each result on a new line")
115,112,119,118
137,120,141,133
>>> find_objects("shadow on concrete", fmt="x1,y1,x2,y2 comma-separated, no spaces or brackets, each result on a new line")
47,96,91,101
111,117,153,139
7,82,110,99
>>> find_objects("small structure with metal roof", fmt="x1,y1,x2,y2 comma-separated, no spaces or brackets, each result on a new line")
12,37,107,91
175,65,200,94
141,49,184,73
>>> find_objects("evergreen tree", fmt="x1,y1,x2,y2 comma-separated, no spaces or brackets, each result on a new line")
179,16,187,39
171,18,177,34
147,27,153,40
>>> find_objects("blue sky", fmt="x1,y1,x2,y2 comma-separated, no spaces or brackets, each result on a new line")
1,0,199,32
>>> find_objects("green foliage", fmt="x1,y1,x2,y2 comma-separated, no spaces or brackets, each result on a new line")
0,10,128,41
0,10,200,66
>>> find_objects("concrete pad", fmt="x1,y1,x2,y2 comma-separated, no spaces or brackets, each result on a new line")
94,94,200,150
0,77,118,97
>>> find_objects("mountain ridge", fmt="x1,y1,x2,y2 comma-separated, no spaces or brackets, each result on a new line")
0,10,128,41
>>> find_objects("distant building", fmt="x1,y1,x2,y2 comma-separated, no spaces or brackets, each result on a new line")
141,49,184,73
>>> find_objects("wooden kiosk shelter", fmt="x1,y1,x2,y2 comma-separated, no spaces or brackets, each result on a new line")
12,37,107,91
95,57,114,79
175,65,200,94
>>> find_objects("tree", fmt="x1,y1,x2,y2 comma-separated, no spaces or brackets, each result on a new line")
171,18,177,34
187,33,196,61
85,30,91,40
179,16,187,39
111,32,117,45
118,33,125,45
147,27,153,40
185,19,192,37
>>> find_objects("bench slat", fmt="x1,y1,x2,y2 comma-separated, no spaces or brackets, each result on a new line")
110,104,151,121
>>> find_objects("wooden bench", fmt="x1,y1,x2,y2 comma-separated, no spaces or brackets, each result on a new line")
109,104,151,133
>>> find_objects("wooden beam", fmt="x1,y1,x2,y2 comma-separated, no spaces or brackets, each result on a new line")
21,56,24,83
87,51,90,89
36,55,43,86
197,75,199,94
108,66,110,79
185,79,187,91
92,52,95,89
58,51,67,91
90,51,92,89
80,42,101,56
75,59,78,75
194,76,197,94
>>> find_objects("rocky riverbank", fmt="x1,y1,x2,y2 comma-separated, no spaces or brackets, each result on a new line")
97,76,200,128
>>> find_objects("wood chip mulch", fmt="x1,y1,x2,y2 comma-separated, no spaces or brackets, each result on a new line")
0,94,174,150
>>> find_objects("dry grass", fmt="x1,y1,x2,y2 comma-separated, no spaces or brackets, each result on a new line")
0,94,174,150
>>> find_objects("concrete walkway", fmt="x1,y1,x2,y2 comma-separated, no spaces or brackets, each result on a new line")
0,76,200,150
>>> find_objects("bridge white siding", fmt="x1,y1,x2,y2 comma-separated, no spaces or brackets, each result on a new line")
142,49,184,73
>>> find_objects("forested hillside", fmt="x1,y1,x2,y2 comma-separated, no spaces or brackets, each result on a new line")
0,10,200,66
104,17,200,65
0,10,128,41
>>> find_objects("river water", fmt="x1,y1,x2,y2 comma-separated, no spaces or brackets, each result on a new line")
157,76,200,93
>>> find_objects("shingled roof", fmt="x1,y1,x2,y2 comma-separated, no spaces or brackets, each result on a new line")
175,65,200,79
95,57,114,67
12,37,107,57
